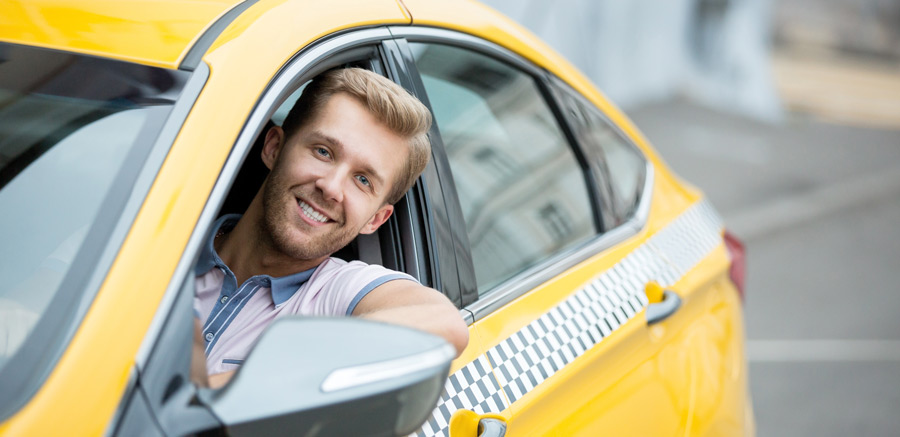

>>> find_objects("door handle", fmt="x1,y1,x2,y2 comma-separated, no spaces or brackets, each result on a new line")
478,418,507,437
645,289,682,324
450,410,507,436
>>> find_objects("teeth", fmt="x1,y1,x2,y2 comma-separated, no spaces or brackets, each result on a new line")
299,200,328,223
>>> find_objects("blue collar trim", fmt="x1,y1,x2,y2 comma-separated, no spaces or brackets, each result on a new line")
269,268,315,306
194,214,315,306
194,214,240,276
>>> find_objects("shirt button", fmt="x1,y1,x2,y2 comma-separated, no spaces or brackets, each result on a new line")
205,332,214,342
220,295,229,303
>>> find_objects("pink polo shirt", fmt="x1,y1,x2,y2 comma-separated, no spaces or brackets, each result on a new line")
194,215,415,375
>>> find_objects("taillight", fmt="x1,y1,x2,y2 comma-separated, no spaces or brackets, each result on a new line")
723,230,746,302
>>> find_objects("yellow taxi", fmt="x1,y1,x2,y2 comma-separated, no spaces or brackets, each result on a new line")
0,0,753,435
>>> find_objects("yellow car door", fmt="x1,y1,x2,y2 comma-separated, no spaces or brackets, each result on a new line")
398,28,751,436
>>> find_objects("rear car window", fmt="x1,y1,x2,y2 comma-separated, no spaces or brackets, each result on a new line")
410,43,598,295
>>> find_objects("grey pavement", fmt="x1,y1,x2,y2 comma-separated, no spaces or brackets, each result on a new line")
627,100,900,436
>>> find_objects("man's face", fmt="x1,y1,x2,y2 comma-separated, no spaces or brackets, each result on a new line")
259,92,408,261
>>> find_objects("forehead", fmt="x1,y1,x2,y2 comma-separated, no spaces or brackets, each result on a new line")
298,94,409,184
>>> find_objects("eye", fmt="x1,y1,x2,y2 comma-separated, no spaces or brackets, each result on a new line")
355,174,371,187
314,147,331,159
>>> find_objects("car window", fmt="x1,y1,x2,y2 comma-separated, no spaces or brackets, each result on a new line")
0,42,189,412
573,99,647,224
409,43,597,295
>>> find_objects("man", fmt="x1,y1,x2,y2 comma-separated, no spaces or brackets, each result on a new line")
192,68,468,387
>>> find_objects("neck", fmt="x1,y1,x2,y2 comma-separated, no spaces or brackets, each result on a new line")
217,197,326,285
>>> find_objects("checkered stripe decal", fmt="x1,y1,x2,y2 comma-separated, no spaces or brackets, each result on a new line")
414,200,723,435
414,354,509,437
488,242,666,403
646,199,723,281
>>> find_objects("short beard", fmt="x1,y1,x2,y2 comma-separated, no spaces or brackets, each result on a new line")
260,171,358,262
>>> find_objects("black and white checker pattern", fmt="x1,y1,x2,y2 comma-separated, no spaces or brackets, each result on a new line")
487,239,670,404
414,354,509,437
646,199,724,282
414,200,724,436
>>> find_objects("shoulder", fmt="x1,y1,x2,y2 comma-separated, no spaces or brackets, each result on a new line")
310,258,418,296
315,257,409,280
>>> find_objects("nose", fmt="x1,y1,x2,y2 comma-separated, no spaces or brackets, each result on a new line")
315,167,344,203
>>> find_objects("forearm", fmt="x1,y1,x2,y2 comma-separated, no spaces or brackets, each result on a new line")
359,302,469,355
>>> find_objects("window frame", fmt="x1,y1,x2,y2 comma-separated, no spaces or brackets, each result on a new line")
134,28,395,373
390,26,654,321
126,28,465,434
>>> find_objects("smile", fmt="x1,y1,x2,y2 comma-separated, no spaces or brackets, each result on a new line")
298,200,329,223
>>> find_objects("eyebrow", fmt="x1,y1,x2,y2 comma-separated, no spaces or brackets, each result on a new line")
307,130,386,188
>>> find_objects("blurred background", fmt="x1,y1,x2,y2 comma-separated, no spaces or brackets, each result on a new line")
482,0,900,434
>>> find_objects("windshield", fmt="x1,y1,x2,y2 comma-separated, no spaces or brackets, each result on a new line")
0,42,190,416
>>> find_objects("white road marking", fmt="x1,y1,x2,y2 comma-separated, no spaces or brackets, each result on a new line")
747,340,900,362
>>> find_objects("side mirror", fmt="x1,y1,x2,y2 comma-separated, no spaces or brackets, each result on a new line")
195,317,453,436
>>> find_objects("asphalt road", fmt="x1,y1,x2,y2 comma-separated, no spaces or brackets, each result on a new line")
627,98,900,436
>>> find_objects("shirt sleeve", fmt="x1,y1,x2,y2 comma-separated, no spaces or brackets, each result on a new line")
312,260,418,316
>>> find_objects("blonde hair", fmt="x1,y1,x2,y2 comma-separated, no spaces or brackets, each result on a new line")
281,68,432,204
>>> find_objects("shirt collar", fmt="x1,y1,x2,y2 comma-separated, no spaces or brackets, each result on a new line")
194,214,240,276
194,213,317,306
269,268,316,306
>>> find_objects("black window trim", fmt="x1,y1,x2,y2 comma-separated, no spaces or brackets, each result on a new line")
379,38,465,308
389,26,654,322
179,0,261,71
544,76,621,231
547,75,651,226
383,36,478,312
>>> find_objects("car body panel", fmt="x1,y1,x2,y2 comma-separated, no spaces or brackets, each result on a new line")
439,200,750,435
0,1,410,434
476,241,748,436
0,0,241,68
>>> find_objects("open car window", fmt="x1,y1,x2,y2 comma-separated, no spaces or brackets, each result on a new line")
215,71,393,269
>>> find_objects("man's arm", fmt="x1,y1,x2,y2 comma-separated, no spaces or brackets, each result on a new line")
194,280,468,389
351,280,469,356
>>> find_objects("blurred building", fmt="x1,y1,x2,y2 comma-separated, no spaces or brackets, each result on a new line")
774,0,900,60
481,0,783,121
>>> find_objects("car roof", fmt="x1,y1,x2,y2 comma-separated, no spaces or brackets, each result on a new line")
0,0,248,68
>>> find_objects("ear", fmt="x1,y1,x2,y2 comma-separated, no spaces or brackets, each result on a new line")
261,126,286,170
359,204,394,235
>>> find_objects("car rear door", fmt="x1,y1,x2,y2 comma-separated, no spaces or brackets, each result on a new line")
393,28,748,436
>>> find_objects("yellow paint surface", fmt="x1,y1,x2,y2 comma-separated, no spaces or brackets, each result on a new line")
0,0,751,434
0,0,242,67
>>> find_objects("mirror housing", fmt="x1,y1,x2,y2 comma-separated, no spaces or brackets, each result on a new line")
195,317,453,436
